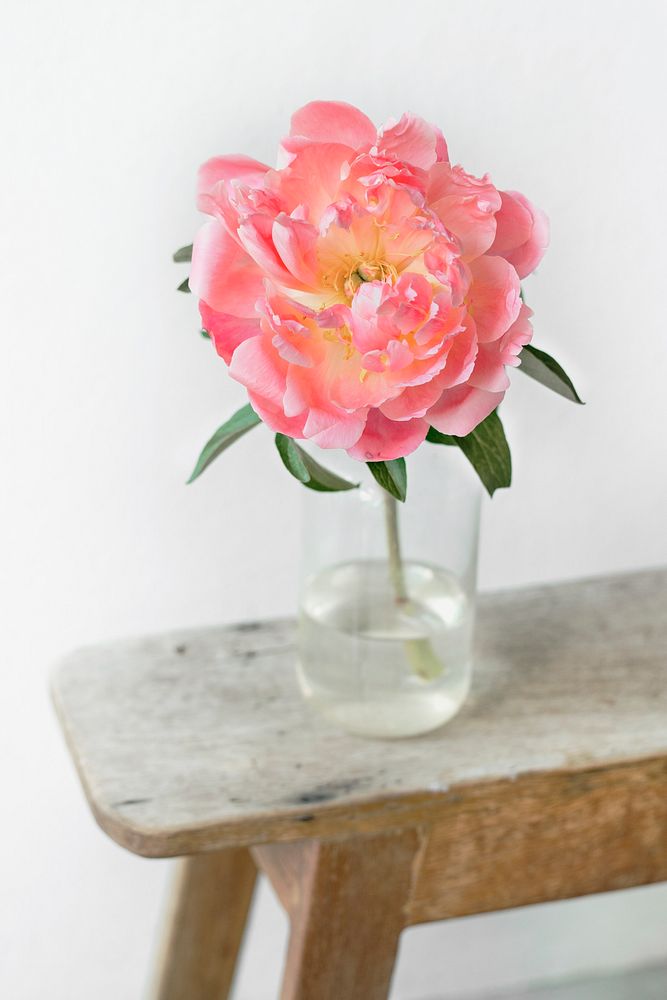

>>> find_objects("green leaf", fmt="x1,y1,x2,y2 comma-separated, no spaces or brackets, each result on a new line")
177,277,190,293
518,344,584,404
426,427,457,446
173,244,193,263
367,458,407,502
200,328,211,339
275,435,358,492
427,410,511,497
188,404,261,483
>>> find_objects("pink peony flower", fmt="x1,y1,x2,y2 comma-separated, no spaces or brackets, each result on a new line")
190,101,549,461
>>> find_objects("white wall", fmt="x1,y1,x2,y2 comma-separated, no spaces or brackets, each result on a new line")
2,1,666,997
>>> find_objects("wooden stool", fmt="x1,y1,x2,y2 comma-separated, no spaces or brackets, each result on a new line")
52,568,667,1000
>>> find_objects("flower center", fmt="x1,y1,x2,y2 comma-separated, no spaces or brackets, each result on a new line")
331,255,399,302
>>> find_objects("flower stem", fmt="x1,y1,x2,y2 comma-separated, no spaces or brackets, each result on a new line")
383,492,408,603
382,493,445,682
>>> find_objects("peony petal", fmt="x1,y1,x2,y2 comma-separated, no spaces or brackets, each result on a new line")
360,350,387,373
427,384,505,437
229,335,287,407
428,164,502,261
434,128,449,163
502,303,534,364
467,300,535,392
424,238,469,305
271,332,313,368
379,377,450,421
490,190,549,279
467,302,533,391
385,339,414,371
199,302,261,365
201,180,244,242
272,213,320,287
380,318,478,421
283,366,368,449
273,142,353,223
467,255,521,343
377,113,442,171
431,318,479,388
283,365,310,418
289,101,376,148
190,220,265,318
467,342,511,393
197,155,269,215
276,135,311,169
328,361,396,411
246,391,306,438
349,281,396,354
303,408,367,450
347,408,428,461
488,190,533,253
238,214,310,291
389,273,433,334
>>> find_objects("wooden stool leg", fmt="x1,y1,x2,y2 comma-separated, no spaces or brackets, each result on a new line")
254,831,418,1000
153,848,257,1000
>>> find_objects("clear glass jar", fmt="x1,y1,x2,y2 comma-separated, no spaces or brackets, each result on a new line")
297,444,481,739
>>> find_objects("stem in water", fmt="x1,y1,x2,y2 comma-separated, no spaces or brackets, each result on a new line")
382,493,445,681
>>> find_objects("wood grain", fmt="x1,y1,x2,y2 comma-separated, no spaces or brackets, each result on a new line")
51,568,667,857
255,832,419,1000
408,755,667,924
152,849,256,1000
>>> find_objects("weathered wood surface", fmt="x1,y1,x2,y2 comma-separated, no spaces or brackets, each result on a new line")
52,568,667,858
151,848,256,1000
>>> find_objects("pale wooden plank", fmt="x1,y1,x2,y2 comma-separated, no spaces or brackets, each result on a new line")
52,568,667,856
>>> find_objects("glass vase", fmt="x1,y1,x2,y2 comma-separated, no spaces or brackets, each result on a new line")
297,444,481,739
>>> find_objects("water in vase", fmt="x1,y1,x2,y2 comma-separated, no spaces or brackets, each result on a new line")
298,558,474,738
